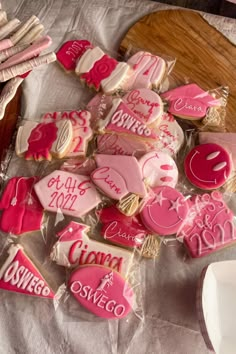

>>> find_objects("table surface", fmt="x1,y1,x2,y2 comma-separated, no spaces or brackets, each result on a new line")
0,1,236,354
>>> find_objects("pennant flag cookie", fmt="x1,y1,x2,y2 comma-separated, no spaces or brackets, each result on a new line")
99,98,158,140
0,245,55,298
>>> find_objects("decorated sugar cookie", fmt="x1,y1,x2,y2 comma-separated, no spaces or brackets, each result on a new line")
56,39,93,71
87,93,113,123
0,245,55,299
69,265,134,319
161,84,220,120
96,133,152,156
179,192,236,258
16,120,73,161
41,109,93,157
139,150,178,188
98,205,149,248
184,143,232,190
91,154,146,215
99,98,158,140
127,51,166,89
140,186,188,235
154,113,184,155
123,88,163,124
91,154,146,198
34,170,101,217
0,177,43,235
50,221,133,276
75,46,130,93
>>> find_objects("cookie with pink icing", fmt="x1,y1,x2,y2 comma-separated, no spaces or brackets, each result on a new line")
178,192,236,258
154,113,184,155
69,265,134,319
139,150,178,188
91,154,146,200
126,51,166,89
96,133,152,157
98,205,149,249
140,186,188,235
34,170,101,217
0,176,43,236
99,98,158,140
0,245,55,299
87,93,113,123
50,221,133,276
75,46,130,93
56,39,93,71
184,143,232,190
16,120,73,161
123,88,163,124
161,84,220,120
41,109,93,157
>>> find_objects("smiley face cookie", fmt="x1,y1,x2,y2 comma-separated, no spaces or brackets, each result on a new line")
184,143,232,190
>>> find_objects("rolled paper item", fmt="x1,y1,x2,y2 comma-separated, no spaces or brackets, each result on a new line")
0,36,52,70
0,11,7,27
0,52,56,82
0,19,21,41
0,77,24,120
0,38,13,51
18,24,44,45
10,15,40,45
0,43,28,62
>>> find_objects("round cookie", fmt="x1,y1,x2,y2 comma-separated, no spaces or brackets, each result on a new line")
123,88,163,124
140,186,188,236
184,143,232,190
139,150,178,188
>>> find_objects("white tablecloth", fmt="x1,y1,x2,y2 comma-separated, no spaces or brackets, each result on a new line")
1,1,236,353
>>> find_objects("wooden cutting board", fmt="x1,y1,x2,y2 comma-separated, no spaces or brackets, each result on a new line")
119,9,236,132
0,84,21,161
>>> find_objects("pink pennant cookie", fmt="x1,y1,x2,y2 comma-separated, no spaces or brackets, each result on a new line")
69,265,134,319
184,143,232,190
99,98,158,140
34,170,101,217
139,150,178,188
179,192,236,258
91,154,146,199
154,113,184,155
41,109,93,157
140,186,188,235
126,51,166,89
0,177,43,235
161,83,220,120
123,88,163,124
98,205,149,248
0,245,55,299
16,120,73,161
56,39,93,71
50,221,133,276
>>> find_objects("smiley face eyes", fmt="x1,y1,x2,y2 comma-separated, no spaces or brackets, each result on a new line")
206,151,227,171
212,162,227,171
206,151,220,160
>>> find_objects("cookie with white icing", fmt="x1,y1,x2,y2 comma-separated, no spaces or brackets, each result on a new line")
16,120,73,161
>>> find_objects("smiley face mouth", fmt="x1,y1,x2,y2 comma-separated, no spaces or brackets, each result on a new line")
189,150,219,185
